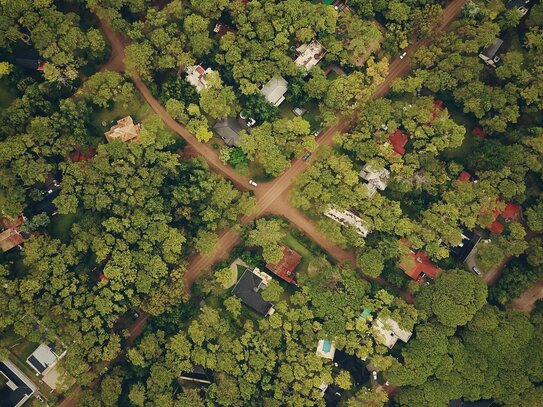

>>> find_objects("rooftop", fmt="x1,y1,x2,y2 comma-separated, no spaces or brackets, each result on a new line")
26,343,64,376
399,241,441,282
0,216,25,253
388,130,408,156
265,246,302,284
260,76,288,107
294,40,326,71
373,317,412,348
0,360,37,407
324,207,370,237
359,164,390,196
231,268,274,316
104,116,140,143
212,117,243,147
185,65,214,93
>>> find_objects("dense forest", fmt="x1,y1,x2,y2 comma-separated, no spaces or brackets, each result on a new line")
0,0,542,406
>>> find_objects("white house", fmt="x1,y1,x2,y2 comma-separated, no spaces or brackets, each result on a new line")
324,207,370,237
294,40,326,71
359,164,390,197
373,317,412,349
260,76,288,107
185,65,214,92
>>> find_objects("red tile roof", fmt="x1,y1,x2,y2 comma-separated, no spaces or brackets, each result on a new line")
484,201,520,233
471,127,488,138
426,99,445,125
501,202,520,220
457,171,471,182
99,273,110,282
266,246,302,284
489,221,504,234
400,248,441,282
68,147,96,163
195,66,205,76
388,130,408,156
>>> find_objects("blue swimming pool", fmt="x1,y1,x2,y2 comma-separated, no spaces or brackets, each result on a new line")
322,339,332,353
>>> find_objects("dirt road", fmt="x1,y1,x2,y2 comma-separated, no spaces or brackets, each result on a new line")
511,280,543,313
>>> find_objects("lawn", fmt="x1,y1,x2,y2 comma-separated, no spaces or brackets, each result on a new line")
282,230,321,276
279,100,321,130
90,94,151,135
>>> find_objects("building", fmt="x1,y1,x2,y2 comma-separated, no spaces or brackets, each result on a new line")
213,22,237,37
0,216,25,253
399,241,441,283
260,76,288,107
266,246,302,284
448,400,496,407
316,339,336,360
457,170,472,182
185,65,214,92
231,268,275,316
180,365,212,385
450,229,481,262
486,201,521,234
212,117,244,147
294,40,326,71
34,177,61,216
0,360,37,407
373,317,412,348
479,38,505,68
26,343,65,377
387,130,408,156
333,350,369,385
506,0,531,16
104,116,140,143
359,164,390,197
324,207,370,237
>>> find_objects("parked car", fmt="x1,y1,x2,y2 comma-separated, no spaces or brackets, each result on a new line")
399,51,408,59
302,151,312,161
472,266,482,276
372,371,378,381
312,130,321,137
249,179,258,187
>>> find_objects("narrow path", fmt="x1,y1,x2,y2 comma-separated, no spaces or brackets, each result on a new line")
511,279,543,313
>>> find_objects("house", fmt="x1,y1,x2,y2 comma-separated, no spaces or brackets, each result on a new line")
12,50,46,71
457,170,472,182
373,317,412,348
26,343,66,377
479,38,505,68
294,40,326,71
104,116,140,143
316,339,336,359
68,147,96,163
185,65,214,92
0,216,25,253
0,360,37,407
506,0,531,16
359,164,390,197
324,207,370,237
333,350,369,385
260,76,288,107
487,202,521,234
180,365,212,385
450,228,481,262
33,177,61,217
266,246,302,284
213,22,237,37
212,117,244,147
231,268,275,316
399,241,441,283
471,127,488,138
387,130,408,156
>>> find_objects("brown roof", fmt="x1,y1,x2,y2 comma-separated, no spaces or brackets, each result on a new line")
104,116,140,143
265,246,302,284
0,229,24,252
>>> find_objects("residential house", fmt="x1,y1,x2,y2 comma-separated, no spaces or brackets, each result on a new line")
450,228,481,262
260,76,288,107
373,317,412,349
387,129,408,156
104,116,140,143
12,50,46,71
294,40,326,71
333,350,369,385
180,365,212,385
457,170,472,182
399,241,441,283
231,268,275,316
212,117,244,147
506,0,532,16
34,177,61,216
359,164,390,197
486,202,521,234
213,22,236,38
185,65,214,92
26,343,65,377
316,339,336,360
0,360,37,407
479,38,505,68
0,216,25,253
324,207,370,237
265,246,302,284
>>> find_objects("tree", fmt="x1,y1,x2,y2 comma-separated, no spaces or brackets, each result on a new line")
195,230,218,255
100,373,123,406
199,72,239,120
261,280,284,303
79,72,134,108
215,267,234,288
247,219,285,264
357,248,385,278
417,269,487,328
224,296,241,319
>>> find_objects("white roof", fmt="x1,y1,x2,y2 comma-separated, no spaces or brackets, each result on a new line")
260,76,288,107
373,318,412,349
359,164,390,196
26,343,63,375
185,65,214,92
316,339,336,360
294,40,325,70
324,207,370,237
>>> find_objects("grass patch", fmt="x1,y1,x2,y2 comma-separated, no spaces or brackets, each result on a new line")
90,94,151,135
282,231,320,276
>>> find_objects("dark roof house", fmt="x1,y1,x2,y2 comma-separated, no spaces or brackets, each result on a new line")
212,117,243,147
479,38,505,68
0,360,37,407
450,228,481,262
265,246,302,284
231,268,274,316
506,0,531,16
26,343,65,376
180,365,212,385
333,350,369,385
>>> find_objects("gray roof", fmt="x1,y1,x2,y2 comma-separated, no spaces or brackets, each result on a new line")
231,269,273,316
480,38,504,59
0,360,37,407
212,117,243,147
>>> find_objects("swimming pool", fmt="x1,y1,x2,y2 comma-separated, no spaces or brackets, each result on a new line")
322,339,332,353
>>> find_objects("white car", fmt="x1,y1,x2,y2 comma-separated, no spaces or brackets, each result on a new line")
399,51,407,59
249,179,258,187
372,371,378,381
